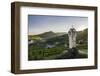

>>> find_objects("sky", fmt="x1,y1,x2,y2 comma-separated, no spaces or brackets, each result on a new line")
28,15,88,35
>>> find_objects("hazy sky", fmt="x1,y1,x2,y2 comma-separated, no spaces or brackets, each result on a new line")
28,15,88,35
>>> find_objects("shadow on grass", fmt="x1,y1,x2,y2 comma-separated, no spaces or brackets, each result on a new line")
55,50,87,59
55,53,87,59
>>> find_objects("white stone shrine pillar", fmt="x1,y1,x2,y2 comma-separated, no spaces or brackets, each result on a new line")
68,27,77,48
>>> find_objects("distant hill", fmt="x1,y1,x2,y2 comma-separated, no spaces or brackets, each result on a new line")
77,28,88,43
28,28,88,45
29,31,67,40
38,31,57,39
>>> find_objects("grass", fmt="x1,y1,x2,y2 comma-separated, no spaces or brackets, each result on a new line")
28,44,88,60
28,45,67,60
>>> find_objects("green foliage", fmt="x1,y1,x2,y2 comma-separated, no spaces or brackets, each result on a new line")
76,29,88,44
28,28,88,60
76,29,88,50
77,44,88,49
28,35,41,40
28,45,67,60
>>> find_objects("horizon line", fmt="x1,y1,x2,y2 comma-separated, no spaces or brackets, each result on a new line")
28,28,88,35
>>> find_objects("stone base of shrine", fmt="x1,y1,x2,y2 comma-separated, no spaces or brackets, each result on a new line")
67,47,79,58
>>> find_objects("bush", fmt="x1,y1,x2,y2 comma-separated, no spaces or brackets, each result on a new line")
28,45,67,60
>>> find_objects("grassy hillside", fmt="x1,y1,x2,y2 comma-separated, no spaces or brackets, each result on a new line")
76,29,88,50
28,28,88,60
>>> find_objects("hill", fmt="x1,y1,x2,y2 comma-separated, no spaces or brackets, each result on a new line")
28,28,88,60
29,31,67,40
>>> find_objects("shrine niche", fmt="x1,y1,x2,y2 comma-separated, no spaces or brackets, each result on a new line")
68,26,78,58
68,27,77,48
